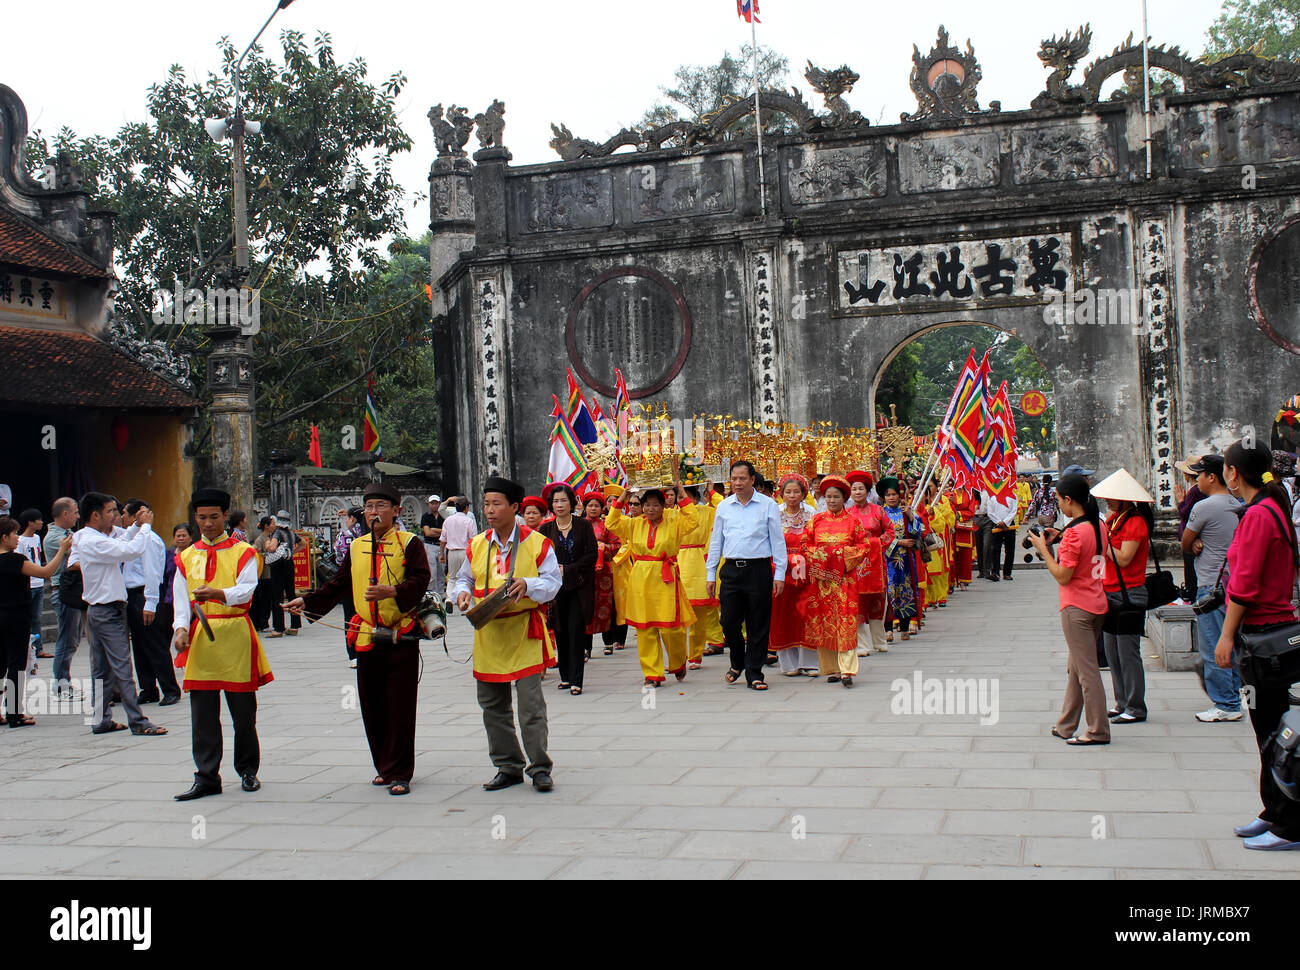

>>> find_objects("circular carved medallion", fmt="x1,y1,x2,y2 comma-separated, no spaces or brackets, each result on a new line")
565,266,692,398
1248,213,1300,356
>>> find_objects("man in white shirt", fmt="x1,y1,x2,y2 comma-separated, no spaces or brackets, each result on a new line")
122,499,180,705
71,491,166,736
439,496,475,611
983,491,1020,582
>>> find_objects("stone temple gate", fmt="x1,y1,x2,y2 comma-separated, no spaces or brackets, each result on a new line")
430,25,1300,519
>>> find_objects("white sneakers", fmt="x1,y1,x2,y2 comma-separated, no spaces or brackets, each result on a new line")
1195,706,1244,722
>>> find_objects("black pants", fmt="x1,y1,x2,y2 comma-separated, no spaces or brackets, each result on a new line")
1182,552,1197,599
1,609,28,722
1243,645,1300,840
602,620,628,647
126,586,179,700
342,599,357,661
357,640,419,783
552,591,589,688
252,576,275,631
984,529,1016,579
190,689,259,787
719,558,773,684
271,562,301,630
974,518,993,576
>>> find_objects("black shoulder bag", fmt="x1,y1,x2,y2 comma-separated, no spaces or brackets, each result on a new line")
1112,519,1177,613
1235,503,1300,690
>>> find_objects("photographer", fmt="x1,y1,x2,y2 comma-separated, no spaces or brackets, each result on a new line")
1180,455,1241,722
1214,440,1300,850
1028,474,1110,745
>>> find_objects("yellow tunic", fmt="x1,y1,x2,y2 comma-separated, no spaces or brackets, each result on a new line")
605,503,698,630
348,527,419,650
176,536,273,692
677,492,722,607
468,526,557,683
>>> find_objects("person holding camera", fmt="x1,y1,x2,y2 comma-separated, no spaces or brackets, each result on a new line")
1094,470,1154,725
1181,455,1242,722
1214,440,1300,850
1028,474,1110,744
286,483,430,796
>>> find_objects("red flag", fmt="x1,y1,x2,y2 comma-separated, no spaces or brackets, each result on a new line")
737,0,760,23
308,424,323,468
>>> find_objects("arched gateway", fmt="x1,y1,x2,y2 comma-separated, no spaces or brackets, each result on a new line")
430,26,1300,523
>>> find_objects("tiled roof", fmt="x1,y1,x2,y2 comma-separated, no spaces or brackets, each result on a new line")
0,205,109,280
0,325,196,409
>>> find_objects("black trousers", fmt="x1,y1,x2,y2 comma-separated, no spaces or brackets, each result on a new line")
719,558,773,684
252,576,275,631
190,689,259,787
602,620,628,647
984,529,1016,578
126,586,179,700
271,562,301,630
1,609,27,722
552,591,589,688
342,599,357,661
974,517,993,576
357,640,419,783
1246,678,1300,841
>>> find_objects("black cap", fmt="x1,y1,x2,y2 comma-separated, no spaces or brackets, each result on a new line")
190,487,231,512
484,476,524,506
362,482,402,505
1188,454,1225,477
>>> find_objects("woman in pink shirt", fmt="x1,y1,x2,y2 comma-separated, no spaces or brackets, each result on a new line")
1214,439,1300,850
1028,474,1111,745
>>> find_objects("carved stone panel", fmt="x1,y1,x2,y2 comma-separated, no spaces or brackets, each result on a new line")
628,157,735,222
565,267,691,397
1168,99,1300,170
429,173,475,223
513,171,615,233
897,131,1000,194
785,142,887,205
1011,121,1118,184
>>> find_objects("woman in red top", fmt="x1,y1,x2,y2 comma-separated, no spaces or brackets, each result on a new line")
1214,439,1300,850
1029,474,1111,744
1095,470,1154,724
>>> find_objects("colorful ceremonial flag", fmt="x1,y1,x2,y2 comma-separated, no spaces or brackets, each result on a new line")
941,350,990,489
937,350,978,448
547,395,593,490
566,369,599,447
736,0,760,23
308,423,323,468
980,382,1017,500
613,368,633,445
363,374,383,457
591,399,629,487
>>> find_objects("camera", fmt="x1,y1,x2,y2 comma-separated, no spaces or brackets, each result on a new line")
1192,587,1225,616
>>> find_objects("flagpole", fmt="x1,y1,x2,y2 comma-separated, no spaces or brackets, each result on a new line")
751,14,767,218
1142,0,1152,180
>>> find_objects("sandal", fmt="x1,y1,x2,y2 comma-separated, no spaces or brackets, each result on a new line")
372,775,388,786
1066,736,1109,746
842,676,854,688
133,725,168,736
746,680,769,691
614,644,626,650
557,681,570,690
604,647,614,656
92,721,127,734
674,668,687,682
388,781,411,795
8,714,35,727
643,678,660,688
688,660,702,670
724,668,742,684
900,632,910,641
1049,727,1069,740
886,632,894,643
827,675,841,684
570,686,582,695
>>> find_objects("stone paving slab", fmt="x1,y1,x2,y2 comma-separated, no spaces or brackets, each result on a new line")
1,570,1291,879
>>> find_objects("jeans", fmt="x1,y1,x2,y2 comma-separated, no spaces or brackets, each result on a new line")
1194,586,1241,711
52,599,84,686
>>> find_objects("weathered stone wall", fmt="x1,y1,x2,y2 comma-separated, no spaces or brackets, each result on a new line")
433,85,1300,514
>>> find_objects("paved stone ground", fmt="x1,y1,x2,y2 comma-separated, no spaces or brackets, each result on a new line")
1,569,1290,880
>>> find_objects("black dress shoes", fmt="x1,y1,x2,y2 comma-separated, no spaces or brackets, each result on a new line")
137,692,160,704
241,774,261,792
159,694,182,706
532,771,554,792
175,782,221,801
482,771,525,791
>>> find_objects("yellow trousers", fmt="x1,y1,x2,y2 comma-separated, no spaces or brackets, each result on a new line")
687,605,723,662
639,626,688,682
817,648,859,678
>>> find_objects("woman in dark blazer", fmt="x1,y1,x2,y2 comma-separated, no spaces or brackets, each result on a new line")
540,484,598,695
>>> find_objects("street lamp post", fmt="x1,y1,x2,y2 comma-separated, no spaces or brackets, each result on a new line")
205,0,295,514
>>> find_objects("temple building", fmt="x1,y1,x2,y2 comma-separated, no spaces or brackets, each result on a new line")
0,83,197,526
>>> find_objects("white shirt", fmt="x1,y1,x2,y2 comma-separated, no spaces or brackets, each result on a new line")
71,523,156,605
439,510,475,551
171,545,259,631
17,534,45,589
452,525,562,604
122,527,166,610
987,495,1019,527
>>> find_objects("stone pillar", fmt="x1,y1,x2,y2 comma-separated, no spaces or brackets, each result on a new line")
471,147,511,247
428,155,476,318
266,450,300,528
208,328,256,516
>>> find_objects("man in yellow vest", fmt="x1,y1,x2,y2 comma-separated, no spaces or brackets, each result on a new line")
171,488,273,801
453,476,562,793
286,482,430,796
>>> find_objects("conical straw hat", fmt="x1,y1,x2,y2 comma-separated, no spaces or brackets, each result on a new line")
1090,468,1154,503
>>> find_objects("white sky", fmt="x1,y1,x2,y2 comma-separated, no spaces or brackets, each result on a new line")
7,0,1229,236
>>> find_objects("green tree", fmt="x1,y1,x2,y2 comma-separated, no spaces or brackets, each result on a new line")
24,31,429,465
1206,0,1300,59
633,44,796,141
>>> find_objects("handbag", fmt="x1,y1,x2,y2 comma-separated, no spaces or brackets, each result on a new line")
1234,503,1300,689
1111,519,1176,613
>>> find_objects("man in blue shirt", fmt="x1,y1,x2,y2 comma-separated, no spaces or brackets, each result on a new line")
706,460,787,690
